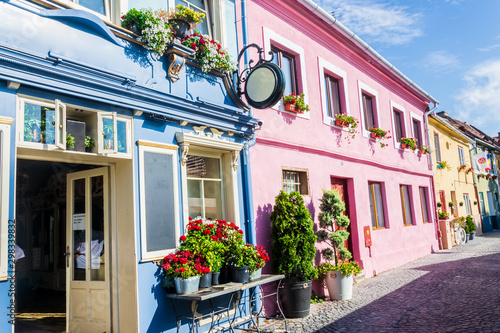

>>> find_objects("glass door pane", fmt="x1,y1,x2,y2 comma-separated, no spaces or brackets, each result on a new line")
188,179,202,218
72,178,86,281
90,175,105,281
204,180,222,220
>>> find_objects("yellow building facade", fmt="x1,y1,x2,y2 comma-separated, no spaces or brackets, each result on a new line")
429,115,482,233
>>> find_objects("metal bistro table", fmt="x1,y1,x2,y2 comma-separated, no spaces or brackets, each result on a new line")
165,274,287,332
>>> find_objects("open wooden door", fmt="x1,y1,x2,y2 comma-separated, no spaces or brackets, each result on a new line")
66,167,110,332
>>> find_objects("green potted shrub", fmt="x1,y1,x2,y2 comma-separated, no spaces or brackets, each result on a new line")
85,135,95,153
270,191,317,318
466,215,476,240
316,189,361,300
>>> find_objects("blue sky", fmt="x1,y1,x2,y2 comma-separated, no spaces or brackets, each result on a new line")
316,0,500,137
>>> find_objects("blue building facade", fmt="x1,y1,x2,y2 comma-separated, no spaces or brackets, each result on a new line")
0,0,258,331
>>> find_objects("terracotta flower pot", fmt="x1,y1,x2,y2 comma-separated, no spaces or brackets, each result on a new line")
401,143,408,149
285,102,296,112
419,149,426,154
335,119,347,127
370,132,377,138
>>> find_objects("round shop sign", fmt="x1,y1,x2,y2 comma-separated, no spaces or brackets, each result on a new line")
244,62,285,109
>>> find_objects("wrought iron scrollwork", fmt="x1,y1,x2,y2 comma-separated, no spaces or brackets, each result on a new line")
234,43,275,97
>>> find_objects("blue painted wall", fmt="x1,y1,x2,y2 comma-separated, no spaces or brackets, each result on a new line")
0,1,257,331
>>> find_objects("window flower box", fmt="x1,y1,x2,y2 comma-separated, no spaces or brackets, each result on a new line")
419,145,431,154
400,137,417,150
369,127,391,148
283,93,309,114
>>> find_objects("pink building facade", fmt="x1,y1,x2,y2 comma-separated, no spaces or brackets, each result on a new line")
240,0,440,281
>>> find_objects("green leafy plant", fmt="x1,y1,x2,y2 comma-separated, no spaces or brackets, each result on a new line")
316,189,352,265
310,290,324,304
66,133,75,149
436,202,442,207
466,215,476,233
369,127,391,148
419,145,431,154
122,8,174,56
283,93,310,112
171,4,205,27
400,137,417,150
85,136,95,148
333,261,362,276
335,114,359,141
270,191,318,281
437,161,451,171
181,32,236,73
438,211,449,219
448,201,454,208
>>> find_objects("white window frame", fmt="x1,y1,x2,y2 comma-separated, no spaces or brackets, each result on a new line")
458,146,465,166
0,118,12,279
176,131,243,229
464,193,472,216
410,112,424,153
318,57,350,127
17,97,64,150
358,81,380,138
185,152,225,220
390,101,407,149
263,27,309,119
138,141,180,260
98,112,118,154
59,0,113,22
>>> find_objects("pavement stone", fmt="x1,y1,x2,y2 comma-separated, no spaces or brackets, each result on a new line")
261,230,500,332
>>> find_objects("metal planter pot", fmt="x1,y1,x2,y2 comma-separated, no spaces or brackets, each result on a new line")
279,280,312,318
174,276,200,294
325,270,353,301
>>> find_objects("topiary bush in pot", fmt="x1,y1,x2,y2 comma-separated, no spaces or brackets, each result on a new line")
270,191,317,318
316,189,360,300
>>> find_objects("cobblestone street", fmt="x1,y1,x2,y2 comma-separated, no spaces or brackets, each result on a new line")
265,231,500,333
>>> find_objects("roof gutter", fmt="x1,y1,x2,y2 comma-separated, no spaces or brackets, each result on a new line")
295,0,439,104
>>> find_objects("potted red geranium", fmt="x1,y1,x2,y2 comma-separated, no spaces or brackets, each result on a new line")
283,93,310,113
162,250,209,294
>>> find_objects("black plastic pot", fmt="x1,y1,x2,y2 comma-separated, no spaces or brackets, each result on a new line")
169,19,191,40
469,232,476,240
212,272,220,285
219,266,229,284
199,272,212,288
230,265,249,284
279,280,312,318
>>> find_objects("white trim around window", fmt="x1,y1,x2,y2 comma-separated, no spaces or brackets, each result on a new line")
138,141,180,261
0,118,12,278
410,112,425,154
263,27,309,119
358,81,380,138
390,101,407,149
176,131,243,228
318,57,350,127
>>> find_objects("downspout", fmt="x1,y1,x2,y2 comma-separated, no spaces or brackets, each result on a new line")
424,103,440,237
470,141,484,233
240,0,257,244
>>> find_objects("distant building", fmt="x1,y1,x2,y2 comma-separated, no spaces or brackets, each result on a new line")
435,111,500,233
428,113,481,234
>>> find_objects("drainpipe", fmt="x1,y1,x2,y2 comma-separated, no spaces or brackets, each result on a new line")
239,0,256,244
242,135,257,244
424,103,440,238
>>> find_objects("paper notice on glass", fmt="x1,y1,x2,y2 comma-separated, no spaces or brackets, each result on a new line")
73,213,85,230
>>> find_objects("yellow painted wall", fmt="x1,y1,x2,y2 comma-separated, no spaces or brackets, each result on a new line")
429,117,481,232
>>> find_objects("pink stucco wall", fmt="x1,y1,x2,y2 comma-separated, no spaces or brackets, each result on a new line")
243,0,439,280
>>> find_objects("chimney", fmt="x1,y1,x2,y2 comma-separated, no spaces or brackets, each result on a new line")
437,111,448,117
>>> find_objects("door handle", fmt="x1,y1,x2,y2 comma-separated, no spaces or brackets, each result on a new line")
63,246,71,268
